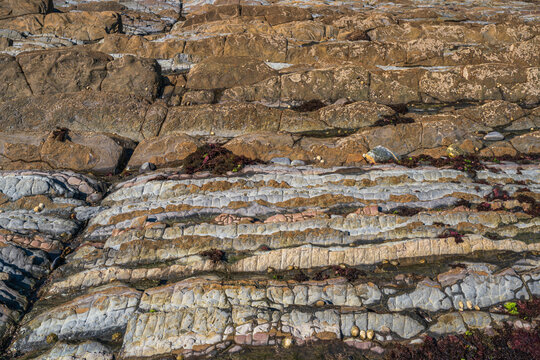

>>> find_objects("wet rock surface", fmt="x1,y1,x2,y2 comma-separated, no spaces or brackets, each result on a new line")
0,0,539,359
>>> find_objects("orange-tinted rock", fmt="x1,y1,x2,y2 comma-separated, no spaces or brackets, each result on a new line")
101,55,162,100
0,54,32,101
16,49,111,96
127,133,201,169
510,131,540,154
0,0,52,20
186,56,277,90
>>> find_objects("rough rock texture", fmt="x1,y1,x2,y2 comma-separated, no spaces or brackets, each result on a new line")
0,0,52,19
186,56,277,90
3,163,537,358
0,131,135,175
0,0,539,359
127,132,201,169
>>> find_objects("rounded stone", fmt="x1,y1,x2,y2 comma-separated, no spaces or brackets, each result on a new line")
363,146,399,164
484,131,504,141
351,325,360,337
366,329,374,340
282,337,293,348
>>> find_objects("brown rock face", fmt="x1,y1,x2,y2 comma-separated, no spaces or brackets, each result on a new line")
224,132,301,162
0,10,121,41
16,49,111,95
161,102,281,137
0,130,135,174
41,11,121,41
186,56,277,90
181,5,312,28
127,133,201,169
0,54,32,101
40,131,134,174
101,55,162,100
456,100,527,128
0,132,44,166
479,141,518,158
0,92,152,141
93,34,186,59
2,50,162,101
510,131,540,154
0,0,52,19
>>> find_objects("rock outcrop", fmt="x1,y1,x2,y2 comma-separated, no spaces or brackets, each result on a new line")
0,0,539,359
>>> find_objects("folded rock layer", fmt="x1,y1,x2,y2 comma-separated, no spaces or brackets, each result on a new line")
0,0,539,359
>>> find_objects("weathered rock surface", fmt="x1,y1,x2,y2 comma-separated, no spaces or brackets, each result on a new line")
1,0,540,358
127,132,201,169
0,130,135,175
0,0,52,20
186,56,277,90
0,169,105,349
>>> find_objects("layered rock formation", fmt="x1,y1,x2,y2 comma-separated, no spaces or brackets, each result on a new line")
0,0,539,359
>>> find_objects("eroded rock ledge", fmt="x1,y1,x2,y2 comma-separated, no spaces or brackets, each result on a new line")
0,162,538,358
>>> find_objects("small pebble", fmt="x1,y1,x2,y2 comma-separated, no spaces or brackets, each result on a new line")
366,330,374,340
484,131,504,141
364,146,399,164
282,337,293,348
351,325,360,337
359,330,366,340
447,144,466,158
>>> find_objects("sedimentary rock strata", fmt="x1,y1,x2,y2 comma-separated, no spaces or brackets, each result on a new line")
0,0,539,359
